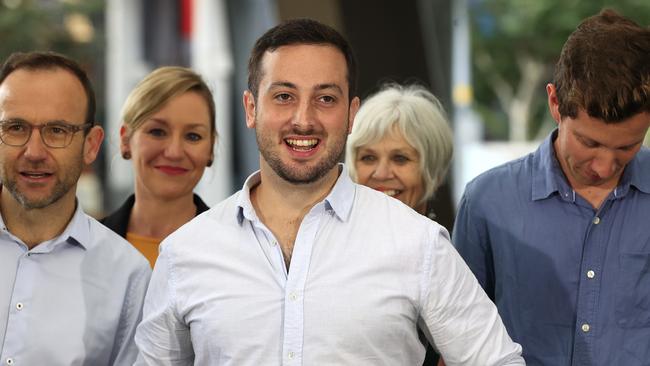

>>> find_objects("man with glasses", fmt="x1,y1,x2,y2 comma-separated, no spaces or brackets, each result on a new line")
0,51,150,365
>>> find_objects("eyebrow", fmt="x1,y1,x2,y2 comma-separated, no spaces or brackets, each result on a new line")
267,81,343,95
147,118,209,130
2,117,77,125
575,130,643,149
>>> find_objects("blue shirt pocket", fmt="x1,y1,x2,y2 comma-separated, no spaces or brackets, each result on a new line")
616,252,650,328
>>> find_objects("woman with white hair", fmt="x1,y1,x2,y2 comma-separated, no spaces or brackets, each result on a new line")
346,83,453,220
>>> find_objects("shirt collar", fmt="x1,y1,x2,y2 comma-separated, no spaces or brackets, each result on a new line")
619,146,650,195
531,129,650,201
236,163,355,225
0,199,91,252
531,129,569,201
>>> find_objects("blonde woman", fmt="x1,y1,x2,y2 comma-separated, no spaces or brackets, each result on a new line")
102,66,217,267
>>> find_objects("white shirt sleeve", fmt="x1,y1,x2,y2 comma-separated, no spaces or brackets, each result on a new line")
419,226,525,366
134,243,195,366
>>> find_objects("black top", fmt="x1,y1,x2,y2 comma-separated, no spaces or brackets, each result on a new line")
100,193,210,238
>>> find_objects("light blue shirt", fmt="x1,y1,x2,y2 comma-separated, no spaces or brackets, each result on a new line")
454,130,650,365
0,202,151,366
135,166,524,365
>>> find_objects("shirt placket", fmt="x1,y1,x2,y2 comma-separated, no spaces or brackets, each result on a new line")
2,252,36,366
572,200,611,365
281,208,323,365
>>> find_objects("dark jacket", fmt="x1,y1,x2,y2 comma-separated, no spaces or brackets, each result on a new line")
100,193,210,238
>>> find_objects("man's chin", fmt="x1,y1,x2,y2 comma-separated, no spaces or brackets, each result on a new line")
8,187,64,210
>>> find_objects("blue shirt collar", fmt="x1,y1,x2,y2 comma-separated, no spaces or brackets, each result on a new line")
236,163,354,225
0,198,92,252
531,129,650,201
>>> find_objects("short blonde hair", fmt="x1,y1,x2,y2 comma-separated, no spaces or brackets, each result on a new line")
121,66,217,141
346,84,453,203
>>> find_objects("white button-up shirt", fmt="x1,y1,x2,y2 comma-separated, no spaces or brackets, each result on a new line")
135,168,524,365
0,203,151,365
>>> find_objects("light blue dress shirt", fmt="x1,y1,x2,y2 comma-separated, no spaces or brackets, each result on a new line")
0,203,151,366
135,166,524,365
454,130,650,365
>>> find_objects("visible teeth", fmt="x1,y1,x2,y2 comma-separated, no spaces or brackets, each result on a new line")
25,173,48,178
286,139,318,148
383,190,399,197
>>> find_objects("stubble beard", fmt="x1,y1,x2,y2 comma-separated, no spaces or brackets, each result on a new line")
256,121,348,185
1,154,83,210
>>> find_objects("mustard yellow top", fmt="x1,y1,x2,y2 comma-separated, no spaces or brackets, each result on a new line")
126,232,162,268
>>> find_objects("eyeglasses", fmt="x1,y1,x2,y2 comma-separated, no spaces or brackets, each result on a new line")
0,120,93,148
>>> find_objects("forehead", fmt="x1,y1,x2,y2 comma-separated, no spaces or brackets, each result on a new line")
146,92,212,127
258,44,348,91
0,68,87,122
362,128,417,152
568,109,650,146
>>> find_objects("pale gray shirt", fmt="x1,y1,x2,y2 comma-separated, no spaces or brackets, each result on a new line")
135,167,524,365
0,203,151,366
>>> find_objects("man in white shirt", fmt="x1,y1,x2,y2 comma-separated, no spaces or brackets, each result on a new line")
135,19,524,365
0,51,150,365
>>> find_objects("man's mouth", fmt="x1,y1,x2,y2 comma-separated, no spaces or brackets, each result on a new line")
285,138,319,151
21,172,52,179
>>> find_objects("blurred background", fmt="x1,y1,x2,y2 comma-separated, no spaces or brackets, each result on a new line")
0,0,648,232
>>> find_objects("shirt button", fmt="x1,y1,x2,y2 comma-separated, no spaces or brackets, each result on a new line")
581,323,590,332
592,216,600,225
6,358,13,365
289,292,298,301
288,351,295,359
587,270,595,279
16,302,23,310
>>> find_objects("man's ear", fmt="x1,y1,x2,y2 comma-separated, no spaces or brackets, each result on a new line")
243,90,257,129
546,83,561,125
347,96,361,134
83,125,104,165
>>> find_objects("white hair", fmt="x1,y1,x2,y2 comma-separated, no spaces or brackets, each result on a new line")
346,84,453,204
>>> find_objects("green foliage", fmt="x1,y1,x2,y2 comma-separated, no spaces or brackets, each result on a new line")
0,0,104,65
470,0,650,140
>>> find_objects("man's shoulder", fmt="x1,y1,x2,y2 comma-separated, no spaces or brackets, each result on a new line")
161,191,244,250
86,214,150,273
464,152,535,196
353,183,443,232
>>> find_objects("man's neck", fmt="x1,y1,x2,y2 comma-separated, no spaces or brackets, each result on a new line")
250,163,340,270
0,189,77,249
254,163,340,219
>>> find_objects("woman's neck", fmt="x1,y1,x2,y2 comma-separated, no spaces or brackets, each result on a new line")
128,192,196,239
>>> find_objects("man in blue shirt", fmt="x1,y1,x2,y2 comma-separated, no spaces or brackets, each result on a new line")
454,9,650,366
0,52,150,365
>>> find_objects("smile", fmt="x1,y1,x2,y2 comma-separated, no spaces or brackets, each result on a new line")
285,138,319,151
156,166,189,175
374,188,402,197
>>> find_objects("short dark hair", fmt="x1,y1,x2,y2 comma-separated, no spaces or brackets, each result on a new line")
247,18,357,100
0,51,96,127
553,9,650,122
